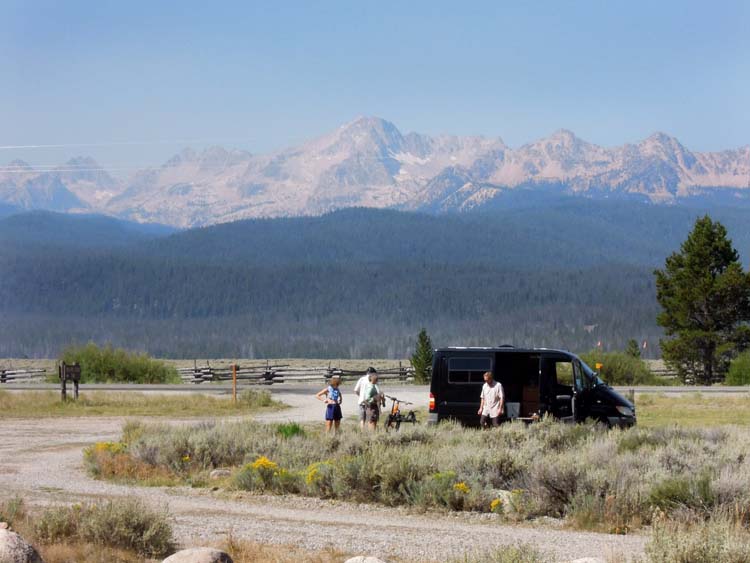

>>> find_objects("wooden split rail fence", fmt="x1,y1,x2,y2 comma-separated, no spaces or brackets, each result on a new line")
178,362,415,385
0,368,47,383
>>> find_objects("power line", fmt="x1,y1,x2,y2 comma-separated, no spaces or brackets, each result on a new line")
0,138,257,150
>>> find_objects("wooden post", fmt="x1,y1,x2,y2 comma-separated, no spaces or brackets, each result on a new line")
60,361,67,401
232,363,237,404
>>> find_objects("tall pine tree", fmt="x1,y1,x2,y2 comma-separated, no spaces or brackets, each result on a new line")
626,339,641,359
655,216,750,384
411,328,434,384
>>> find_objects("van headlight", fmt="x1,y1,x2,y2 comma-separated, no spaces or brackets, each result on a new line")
616,405,634,417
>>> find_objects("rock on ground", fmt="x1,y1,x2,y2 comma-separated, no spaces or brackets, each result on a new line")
0,528,44,563
345,557,387,563
162,548,233,563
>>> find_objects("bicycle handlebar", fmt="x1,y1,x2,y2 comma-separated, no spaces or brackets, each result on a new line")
384,395,413,405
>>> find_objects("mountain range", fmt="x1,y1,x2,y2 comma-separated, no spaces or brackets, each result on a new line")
2,117,750,227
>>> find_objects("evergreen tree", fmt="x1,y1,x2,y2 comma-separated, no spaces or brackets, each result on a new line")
411,328,434,384
626,339,641,359
655,216,750,384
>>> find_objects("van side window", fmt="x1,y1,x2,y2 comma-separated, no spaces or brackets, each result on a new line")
448,357,491,384
555,361,574,386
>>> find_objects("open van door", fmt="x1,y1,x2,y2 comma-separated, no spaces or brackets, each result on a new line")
542,355,576,422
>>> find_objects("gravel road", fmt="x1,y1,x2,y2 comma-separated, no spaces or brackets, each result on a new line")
0,386,647,562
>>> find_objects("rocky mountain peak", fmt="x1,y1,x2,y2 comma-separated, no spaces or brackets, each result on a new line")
319,116,404,155
164,148,199,167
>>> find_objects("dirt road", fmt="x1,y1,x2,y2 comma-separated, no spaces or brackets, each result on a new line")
0,389,647,562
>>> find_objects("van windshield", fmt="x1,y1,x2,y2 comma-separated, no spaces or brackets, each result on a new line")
580,359,606,387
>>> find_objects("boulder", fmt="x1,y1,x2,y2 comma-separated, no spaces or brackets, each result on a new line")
209,469,232,480
0,528,44,563
162,548,233,563
344,557,387,563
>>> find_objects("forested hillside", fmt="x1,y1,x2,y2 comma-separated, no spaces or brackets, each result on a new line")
1,201,748,358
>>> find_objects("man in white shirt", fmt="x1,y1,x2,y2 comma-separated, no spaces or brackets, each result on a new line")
354,367,376,429
478,371,505,428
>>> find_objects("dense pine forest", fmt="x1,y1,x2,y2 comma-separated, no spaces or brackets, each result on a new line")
1,201,749,358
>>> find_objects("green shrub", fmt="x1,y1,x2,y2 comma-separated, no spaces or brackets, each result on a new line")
276,422,305,439
649,473,715,512
239,389,273,408
726,351,750,385
35,499,174,557
35,504,81,543
580,350,661,385
61,342,179,384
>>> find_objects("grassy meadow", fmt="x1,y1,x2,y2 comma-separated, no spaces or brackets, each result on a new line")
637,392,750,427
0,389,281,418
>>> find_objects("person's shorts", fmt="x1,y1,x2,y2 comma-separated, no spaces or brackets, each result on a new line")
480,414,501,428
325,404,342,421
358,403,368,422
366,404,380,423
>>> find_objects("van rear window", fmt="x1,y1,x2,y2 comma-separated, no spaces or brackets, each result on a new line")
448,357,491,384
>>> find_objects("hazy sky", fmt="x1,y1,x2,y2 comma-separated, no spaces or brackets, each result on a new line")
2,0,748,168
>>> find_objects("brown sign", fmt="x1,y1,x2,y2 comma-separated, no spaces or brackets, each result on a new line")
62,363,81,382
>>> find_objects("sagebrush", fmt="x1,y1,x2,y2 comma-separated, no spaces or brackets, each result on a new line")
87,417,750,536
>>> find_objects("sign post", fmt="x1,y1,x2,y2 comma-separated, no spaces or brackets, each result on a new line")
59,361,81,401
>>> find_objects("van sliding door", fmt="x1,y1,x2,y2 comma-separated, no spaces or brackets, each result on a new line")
444,356,492,423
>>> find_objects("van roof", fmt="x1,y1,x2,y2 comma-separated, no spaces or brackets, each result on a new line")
436,346,573,355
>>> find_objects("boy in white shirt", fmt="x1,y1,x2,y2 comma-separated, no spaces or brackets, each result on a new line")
478,371,505,428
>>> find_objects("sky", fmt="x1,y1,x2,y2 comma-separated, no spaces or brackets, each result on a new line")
1,0,748,170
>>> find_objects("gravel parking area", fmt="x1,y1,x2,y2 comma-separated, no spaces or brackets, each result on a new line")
0,387,647,562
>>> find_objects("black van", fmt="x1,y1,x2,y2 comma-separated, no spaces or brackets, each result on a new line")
427,346,635,427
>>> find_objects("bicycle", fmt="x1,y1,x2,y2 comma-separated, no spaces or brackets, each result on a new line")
383,395,418,431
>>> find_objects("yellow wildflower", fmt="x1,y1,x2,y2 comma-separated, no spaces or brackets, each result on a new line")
250,456,278,471
305,461,332,485
453,482,470,494
182,455,190,462
92,441,125,455
490,498,503,513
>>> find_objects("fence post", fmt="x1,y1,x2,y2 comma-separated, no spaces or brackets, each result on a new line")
60,361,67,401
232,363,237,404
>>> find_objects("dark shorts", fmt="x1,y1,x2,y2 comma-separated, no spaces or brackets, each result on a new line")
480,415,501,428
358,403,368,422
366,404,380,423
325,404,342,421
